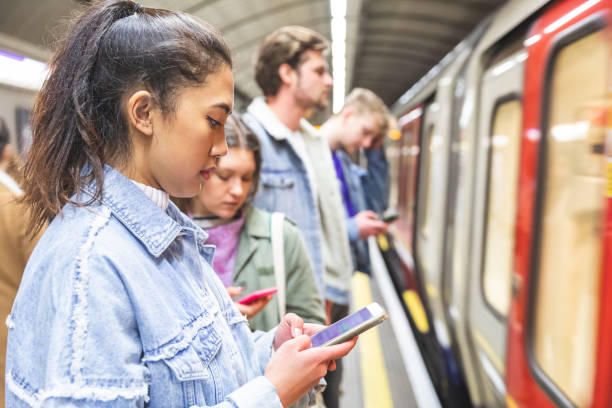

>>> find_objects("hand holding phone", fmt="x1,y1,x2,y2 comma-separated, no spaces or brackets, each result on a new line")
356,210,388,238
237,286,278,305
310,302,388,347
381,212,399,223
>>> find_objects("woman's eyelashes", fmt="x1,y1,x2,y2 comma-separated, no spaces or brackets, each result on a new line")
207,116,223,129
215,173,252,183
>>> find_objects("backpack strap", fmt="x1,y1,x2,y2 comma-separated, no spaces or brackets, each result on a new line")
270,212,286,318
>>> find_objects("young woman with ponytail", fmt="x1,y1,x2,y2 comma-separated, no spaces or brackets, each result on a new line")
6,2,355,407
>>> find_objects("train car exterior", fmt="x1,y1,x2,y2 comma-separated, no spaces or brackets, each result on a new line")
388,0,612,406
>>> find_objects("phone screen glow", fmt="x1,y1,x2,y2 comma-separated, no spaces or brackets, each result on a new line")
311,306,373,347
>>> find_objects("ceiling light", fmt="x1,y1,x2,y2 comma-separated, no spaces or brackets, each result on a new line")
0,49,47,91
330,0,347,113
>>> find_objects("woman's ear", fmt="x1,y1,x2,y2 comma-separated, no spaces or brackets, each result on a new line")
126,90,155,136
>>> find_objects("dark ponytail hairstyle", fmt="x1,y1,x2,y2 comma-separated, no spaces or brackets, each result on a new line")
22,0,232,234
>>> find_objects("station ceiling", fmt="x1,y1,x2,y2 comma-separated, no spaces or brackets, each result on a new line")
0,0,507,109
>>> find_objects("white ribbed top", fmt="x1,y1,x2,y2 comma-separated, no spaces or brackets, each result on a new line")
131,180,169,211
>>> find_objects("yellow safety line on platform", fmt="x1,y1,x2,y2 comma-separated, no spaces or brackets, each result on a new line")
351,272,394,408
402,289,430,333
376,234,389,251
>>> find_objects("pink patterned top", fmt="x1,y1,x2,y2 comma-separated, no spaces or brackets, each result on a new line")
194,213,246,287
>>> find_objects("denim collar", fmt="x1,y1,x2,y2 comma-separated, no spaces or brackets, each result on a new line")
247,97,322,143
80,165,207,257
247,97,294,141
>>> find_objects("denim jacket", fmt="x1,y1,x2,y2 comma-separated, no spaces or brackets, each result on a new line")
6,166,283,407
334,150,370,275
244,99,353,305
362,147,389,215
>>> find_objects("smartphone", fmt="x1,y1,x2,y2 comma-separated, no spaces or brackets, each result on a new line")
381,213,398,223
310,302,388,347
237,286,278,305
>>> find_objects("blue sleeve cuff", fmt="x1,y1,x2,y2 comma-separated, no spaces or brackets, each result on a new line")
347,217,359,242
325,285,350,305
290,378,326,408
227,376,283,408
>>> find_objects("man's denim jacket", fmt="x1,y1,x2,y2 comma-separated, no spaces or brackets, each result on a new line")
362,147,389,216
6,166,282,407
244,98,353,305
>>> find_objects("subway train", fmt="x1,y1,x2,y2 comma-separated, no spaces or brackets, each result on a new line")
381,0,612,407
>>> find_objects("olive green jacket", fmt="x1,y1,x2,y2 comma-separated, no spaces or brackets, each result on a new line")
232,206,325,331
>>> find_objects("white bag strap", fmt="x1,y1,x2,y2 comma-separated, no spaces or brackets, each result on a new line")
271,212,286,318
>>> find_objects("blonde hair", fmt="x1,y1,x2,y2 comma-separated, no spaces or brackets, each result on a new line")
343,88,391,141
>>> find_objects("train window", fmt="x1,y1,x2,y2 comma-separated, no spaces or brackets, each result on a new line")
533,29,608,407
482,98,522,317
421,123,439,238
387,138,401,212
400,118,421,240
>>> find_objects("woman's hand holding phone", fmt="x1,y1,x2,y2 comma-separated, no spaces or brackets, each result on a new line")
226,286,274,319
236,296,273,319
273,313,306,350
266,316,357,407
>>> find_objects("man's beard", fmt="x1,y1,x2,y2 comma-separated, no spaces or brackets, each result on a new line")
294,79,328,111
295,92,328,111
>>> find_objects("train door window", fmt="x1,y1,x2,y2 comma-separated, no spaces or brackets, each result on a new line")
400,114,421,240
533,29,608,407
482,98,522,317
387,133,402,213
420,120,440,238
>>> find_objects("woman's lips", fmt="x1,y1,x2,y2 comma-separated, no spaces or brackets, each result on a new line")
200,167,216,180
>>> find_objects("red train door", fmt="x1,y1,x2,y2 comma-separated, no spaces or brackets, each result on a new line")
506,0,612,407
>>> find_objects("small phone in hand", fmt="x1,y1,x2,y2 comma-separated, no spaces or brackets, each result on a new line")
310,302,388,347
237,286,278,305
381,213,398,223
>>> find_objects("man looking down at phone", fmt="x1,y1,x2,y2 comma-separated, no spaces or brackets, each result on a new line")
173,114,325,331
317,88,390,407
320,88,391,276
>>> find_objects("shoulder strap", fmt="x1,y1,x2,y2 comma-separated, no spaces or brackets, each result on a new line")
270,212,286,318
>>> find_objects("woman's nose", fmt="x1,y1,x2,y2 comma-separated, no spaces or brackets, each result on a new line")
229,181,243,196
211,132,228,158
